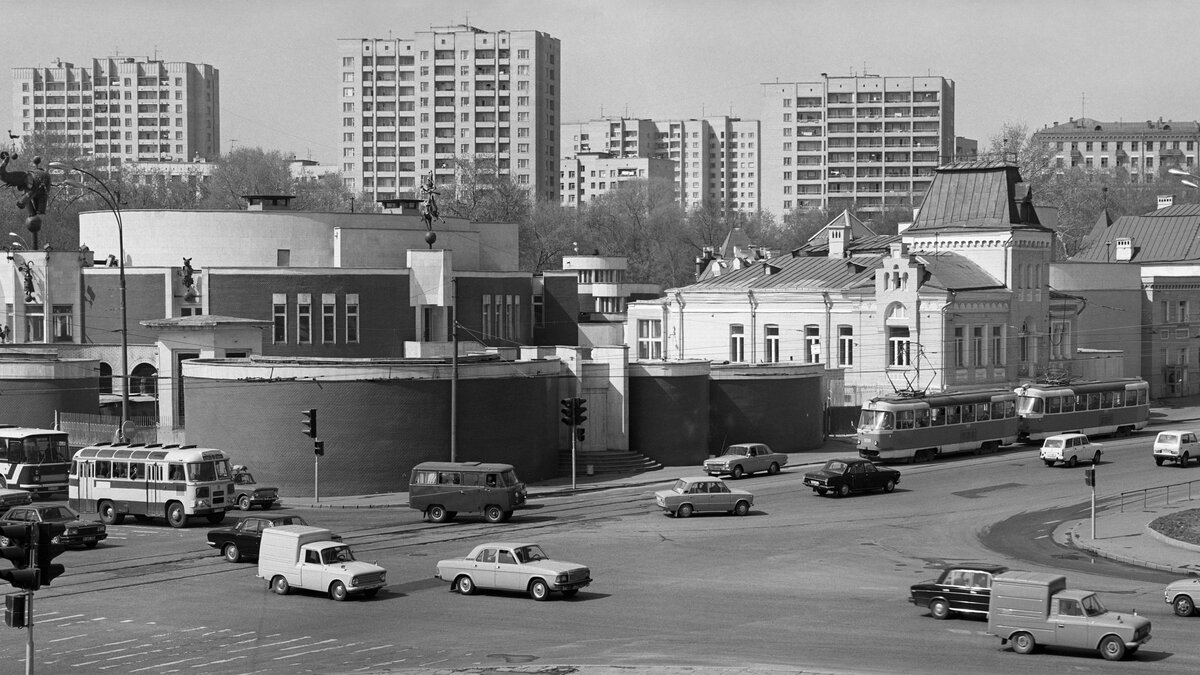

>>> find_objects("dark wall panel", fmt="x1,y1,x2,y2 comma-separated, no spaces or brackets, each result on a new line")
708,377,824,455
628,374,710,466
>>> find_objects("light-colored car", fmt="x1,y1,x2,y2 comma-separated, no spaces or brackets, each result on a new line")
1164,578,1200,616
703,442,787,479
1039,433,1102,467
435,542,591,601
1153,430,1200,467
654,476,754,517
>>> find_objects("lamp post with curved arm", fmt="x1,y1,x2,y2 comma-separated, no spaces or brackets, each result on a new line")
49,162,129,441
1168,167,1200,190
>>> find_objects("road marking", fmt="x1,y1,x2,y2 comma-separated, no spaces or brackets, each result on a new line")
128,656,206,672
48,633,89,643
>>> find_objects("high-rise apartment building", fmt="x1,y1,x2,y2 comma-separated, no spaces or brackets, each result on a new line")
338,25,561,204
560,116,760,216
10,56,220,164
1032,117,1200,180
760,75,954,215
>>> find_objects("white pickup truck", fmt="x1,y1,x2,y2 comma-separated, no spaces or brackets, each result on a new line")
1039,433,1101,468
257,525,386,601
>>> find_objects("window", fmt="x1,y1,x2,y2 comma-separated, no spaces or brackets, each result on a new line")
346,294,359,343
730,324,745,362
273,294,286,343
52,305,72,342
1050,319,1070,360
764,324,780,363
24,304,44,342
972,326,984,366
838,326,854,366
954,326,966,368
637,319,662,360
888,327,911,366
804,325,821,363
297,293,312,344
991,325,1003,366
322,294,336,343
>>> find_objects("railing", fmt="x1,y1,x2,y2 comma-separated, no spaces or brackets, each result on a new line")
1116,479,1200,512
57,412,158,448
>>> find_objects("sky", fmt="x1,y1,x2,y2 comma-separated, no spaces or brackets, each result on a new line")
4,0,1200,165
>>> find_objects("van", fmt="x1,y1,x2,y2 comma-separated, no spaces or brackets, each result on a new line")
409,461,526,524
1153,429,1199,467
257,525,386,601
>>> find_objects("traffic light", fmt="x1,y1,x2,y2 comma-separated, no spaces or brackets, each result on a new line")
560,398,574,426
35,523,66,587
1085,468,1096,487
314,440,325,457
301,408,317,438
4,594,27,628
0,524,38,591
573,397,588,426
575,426,585,442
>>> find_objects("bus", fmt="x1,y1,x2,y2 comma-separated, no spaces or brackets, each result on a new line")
857,389,1019,463
0,425,72,496
69,443,234,528
1015,377,1150,442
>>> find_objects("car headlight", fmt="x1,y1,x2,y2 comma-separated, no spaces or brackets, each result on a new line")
65,527,78,535
556,574,568,584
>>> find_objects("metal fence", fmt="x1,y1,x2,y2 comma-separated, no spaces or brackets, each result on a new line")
56,412,158,448
1115,479,1200,512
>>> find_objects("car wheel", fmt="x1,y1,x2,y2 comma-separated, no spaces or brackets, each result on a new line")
1093,451,1102,465
930,598,951,620
484,505,504,523
1174,594,1196,617
456,575,476,595
166,502,187,528
816,488,827,496
329,581,348,602
224,543,242,563
1067,455,1078,468
529,578,550,601
1155,457,1165,466
676,503,694,518
768,462,780,475
883,479,896,493
1099,634,1126,661
99,501,124,525
238,494,252,511
271,575,290,595
836,484,850,498
427,505,450,523
1181,452,1191,468
733,500,750,516
732,465,744,479
1011,631,1036,655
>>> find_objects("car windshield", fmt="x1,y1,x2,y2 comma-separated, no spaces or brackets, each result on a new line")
41,506,80,520
514,545,548,562
1080,594,1107,616
824,460,848,473
858,409,894,431
321,546,356,564
234,472,257,485
671,479,690,492
274,516,308,527
499,469,520,487
1016,395,1043,414
723,446,751,457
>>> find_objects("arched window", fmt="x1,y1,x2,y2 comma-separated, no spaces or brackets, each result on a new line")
129,364,158,397
98,363,113,395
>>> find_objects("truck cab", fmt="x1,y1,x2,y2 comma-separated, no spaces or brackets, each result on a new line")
257,524,386,601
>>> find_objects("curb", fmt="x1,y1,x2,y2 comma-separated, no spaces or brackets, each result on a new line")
1066,519,1200,575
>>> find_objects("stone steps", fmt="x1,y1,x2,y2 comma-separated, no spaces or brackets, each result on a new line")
556,449,663,476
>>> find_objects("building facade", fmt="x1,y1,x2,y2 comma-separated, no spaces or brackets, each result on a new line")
337,26,561,203
1031,117,1200,180
559,153,675,206
759,75,955,216
10,56,220,164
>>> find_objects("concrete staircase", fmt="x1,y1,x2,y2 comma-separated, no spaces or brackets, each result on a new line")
557,449,663,477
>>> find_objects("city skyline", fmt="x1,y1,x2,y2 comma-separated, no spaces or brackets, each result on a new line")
3,0,1199,166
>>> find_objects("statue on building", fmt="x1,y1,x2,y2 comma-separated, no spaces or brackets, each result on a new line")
182,257,195,289
0,152,51,217
419,173,440,231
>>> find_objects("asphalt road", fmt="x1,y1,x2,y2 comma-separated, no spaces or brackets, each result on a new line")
5,432,1200,674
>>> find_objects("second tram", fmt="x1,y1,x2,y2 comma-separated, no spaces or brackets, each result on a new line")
857,389,1019,463
1015,377,1150,442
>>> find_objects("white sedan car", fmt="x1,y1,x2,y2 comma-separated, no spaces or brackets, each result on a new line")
435,542,591,601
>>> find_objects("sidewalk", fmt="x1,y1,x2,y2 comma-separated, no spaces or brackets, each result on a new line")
1055,498,1200,576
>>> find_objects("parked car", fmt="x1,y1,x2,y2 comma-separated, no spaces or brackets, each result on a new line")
909,564,1009,619
1153,430,1200,467
0,488,33,509
1164,578,1200,616
207,514,332,563
0,504,106,548
653,476,754,517
804,458,900,497
1039,433,1102,468
703,442,787,479
435,542,591,601
231,465,279,511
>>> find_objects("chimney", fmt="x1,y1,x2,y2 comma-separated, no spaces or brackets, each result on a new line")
1158,194,1175,210
888,241,908,259
828,224,847,258
1114,237,1133,262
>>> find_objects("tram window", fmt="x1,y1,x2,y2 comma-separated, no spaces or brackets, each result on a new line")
930,407,945,426
1113,390,1125,406
1101,391,1114,408
897,410,915,429
1139,389,1149,405
946,405,961,425
95,461,110,478
1075,394,1087,410
1088,393,1100,409
991,400,1009,418
962,404,976,423
976,403,990,421
1047,397,1061,414
112,462,128,479
1062,396,1074,412
915,409,931,427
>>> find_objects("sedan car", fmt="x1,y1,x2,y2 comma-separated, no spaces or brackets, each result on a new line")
0,505,107,548
1164,578,1200,616
909,564,1009,619
206,514,326,562
435,542,591,601
231,465,279,511
803,458,900,497
703,442,787,479
654,476,754,517
0,488,33,509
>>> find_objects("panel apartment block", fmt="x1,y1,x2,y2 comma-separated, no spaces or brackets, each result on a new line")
338,25,561,204
760,75,954,216
1031,117,1200,180
11,56,220,164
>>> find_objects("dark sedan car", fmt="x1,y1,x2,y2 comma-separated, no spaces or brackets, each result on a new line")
909,564,1009,619
207,514,320,562
0,505,107,548
803,458,901,497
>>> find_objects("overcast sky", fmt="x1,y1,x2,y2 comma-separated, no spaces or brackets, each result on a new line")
3,0,1199,164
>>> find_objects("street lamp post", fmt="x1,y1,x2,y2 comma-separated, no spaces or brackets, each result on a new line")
50,163,129,441
1168,167,1200,190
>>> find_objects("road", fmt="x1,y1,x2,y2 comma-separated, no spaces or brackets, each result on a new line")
4,433,1200,674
